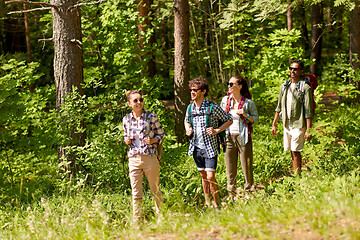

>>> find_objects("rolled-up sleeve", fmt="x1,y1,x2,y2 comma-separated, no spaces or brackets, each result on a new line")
247,100,259,124
304,87,313,119
122,115,129,138
275,85,283,113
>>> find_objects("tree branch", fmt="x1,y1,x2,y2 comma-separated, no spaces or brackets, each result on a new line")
7,7,51,14
38,38,53,42
69,0,106,10
5,0,57,8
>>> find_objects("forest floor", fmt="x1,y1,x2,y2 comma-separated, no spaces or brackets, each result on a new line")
319,91,340,110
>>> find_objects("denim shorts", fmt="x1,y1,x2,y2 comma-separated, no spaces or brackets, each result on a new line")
193,147,218,172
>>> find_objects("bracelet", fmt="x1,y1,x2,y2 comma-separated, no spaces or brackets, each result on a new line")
246,114,250,120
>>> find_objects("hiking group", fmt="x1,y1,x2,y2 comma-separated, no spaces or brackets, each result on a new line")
123,60,316,223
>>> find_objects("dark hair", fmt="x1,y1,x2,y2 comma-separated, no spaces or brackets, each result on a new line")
291,60,304,70
189,77,209,97
232,75,252,99
126,90,142,101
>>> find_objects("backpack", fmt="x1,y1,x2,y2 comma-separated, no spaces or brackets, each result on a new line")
186,102,227,153
281,74,318,115
144,111,163,162
303,74,318,114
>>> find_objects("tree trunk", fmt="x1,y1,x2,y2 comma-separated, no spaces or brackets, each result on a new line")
287,1,292,32
326,5,332,32
158,0,170,81
0,0,6,54
51,0,86,178
287,1,293,64
350,0,360,91
23,1,35,92
299,6,309,54
174,0,190,143
310,3,323,76
138,0,156,78
23,1,32,63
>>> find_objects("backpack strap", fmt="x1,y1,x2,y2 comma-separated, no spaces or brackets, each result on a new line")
187,103,194,128
225,95,231,113
206,102,214,128
281,79,291,97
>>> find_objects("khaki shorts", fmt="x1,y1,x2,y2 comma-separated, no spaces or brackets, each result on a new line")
283,121,306,152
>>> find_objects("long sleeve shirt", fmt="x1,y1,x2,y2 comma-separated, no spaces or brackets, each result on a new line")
275,78,313,129
123,110,165,157
220,95,259,146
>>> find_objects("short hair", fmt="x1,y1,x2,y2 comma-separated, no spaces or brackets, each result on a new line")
189,77,209,97
126,90,142,101
291,60,304,70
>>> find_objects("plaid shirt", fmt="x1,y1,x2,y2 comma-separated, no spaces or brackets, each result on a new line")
123,110,165,157
185,99,232,158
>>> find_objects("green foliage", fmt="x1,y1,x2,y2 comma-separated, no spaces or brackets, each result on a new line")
249,28,305,106
251,0,288,21
306,103,360,176
1,1,360,238
333,0,356,9
321,53,360,100
0,58,58,204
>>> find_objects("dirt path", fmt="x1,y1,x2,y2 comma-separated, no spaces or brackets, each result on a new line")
319,91,340,111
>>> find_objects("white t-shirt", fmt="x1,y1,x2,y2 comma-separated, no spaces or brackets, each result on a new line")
229,109,240,134
132,124,142,148
286,83,295,120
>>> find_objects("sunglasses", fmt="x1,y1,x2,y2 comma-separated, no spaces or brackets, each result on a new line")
289,67,301,71
227,82,236,87
132,98,144,103
189,88,201,92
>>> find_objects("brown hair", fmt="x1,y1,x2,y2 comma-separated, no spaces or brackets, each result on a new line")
231,75,252,99
188,77,209,97
126,90,142,101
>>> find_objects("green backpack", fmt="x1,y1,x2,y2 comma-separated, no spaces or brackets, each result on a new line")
186,102,227,153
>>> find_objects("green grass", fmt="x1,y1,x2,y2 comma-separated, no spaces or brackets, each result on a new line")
0,171,359,239
0,101,359,239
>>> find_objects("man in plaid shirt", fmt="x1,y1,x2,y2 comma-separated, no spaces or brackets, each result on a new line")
184,77,233,208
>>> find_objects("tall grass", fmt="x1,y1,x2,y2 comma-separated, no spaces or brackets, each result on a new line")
1,171,359,239
0,101,359,239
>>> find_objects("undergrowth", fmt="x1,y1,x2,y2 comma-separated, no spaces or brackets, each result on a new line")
0,101,359,239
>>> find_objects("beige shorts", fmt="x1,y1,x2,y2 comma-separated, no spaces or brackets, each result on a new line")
283,121,306,152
